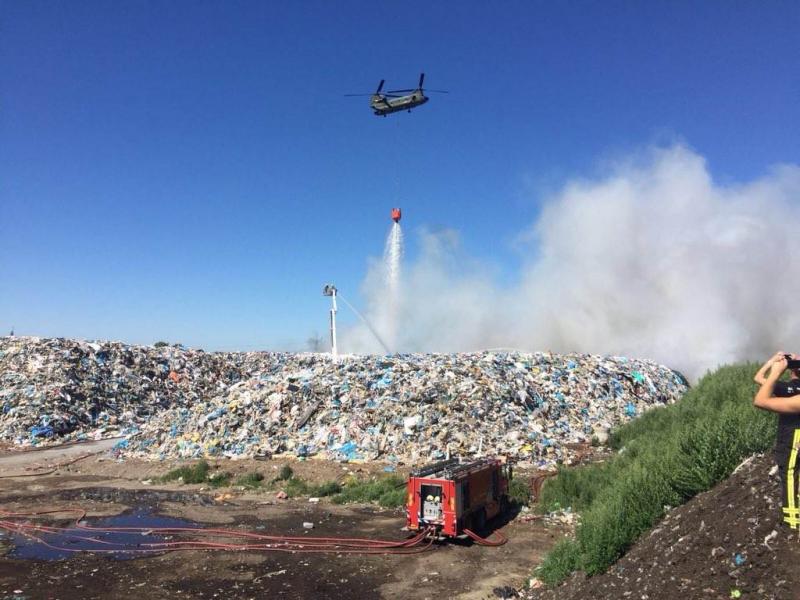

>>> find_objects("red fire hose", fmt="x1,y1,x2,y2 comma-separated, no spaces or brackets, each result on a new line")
0,507,435,556
463,528,508,546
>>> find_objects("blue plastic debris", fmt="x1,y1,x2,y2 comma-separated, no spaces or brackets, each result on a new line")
30,425,54,438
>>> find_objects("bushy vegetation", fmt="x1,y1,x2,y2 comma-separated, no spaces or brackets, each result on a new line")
310,480,343,497
235,472,265,489
536,364,775,585
275,465,294,482
270,467,342,498
331,475,406,508
160,460,233,487
508,476,532,506
537,539,581,587
161,460,212,484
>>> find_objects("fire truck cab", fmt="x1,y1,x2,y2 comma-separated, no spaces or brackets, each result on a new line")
406,457,511,538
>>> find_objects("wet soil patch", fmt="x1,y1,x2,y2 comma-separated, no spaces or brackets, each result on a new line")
5,507,200,561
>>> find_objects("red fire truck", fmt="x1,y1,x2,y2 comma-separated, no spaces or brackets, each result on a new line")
406,457,512,538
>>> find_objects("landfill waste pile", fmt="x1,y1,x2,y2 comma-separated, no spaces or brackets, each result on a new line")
0,337,688,467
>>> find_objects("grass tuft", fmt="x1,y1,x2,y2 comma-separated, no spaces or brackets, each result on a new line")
208,471,233,488
161,460,211,484
331,475,406,508
235,472,265,489
275,465,294,482
160,460,232,488
308,481,343,497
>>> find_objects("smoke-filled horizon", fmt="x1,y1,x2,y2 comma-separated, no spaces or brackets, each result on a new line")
342,144,800,380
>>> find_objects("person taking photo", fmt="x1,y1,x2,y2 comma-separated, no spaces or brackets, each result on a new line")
754,352,800,527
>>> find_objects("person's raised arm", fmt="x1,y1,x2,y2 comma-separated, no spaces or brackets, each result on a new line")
754,351,786,385
753,356,800,412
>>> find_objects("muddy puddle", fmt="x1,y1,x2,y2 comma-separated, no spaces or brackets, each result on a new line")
2,508,200,561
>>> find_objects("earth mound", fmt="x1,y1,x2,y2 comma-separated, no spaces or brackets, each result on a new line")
525,453,800,600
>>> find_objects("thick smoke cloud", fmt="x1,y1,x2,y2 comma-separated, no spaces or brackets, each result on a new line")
342,145,800,380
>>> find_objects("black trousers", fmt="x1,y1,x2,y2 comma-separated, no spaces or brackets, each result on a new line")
776,447,795,512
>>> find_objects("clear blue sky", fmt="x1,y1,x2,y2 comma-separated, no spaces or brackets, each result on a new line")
2,1,798,350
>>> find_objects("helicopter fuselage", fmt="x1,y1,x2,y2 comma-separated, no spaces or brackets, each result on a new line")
370,90,429,116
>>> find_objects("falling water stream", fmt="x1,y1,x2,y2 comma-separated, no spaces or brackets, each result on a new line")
383,221,403,349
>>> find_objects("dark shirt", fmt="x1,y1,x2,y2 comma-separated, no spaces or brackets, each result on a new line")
773,380,800,457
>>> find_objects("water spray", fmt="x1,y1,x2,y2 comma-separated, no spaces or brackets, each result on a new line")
337,293,392,354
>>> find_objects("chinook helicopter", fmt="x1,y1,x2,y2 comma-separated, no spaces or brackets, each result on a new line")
345,73,448,116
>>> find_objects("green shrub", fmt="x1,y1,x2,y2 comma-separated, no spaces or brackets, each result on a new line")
331,475,406,508
308,481,343,497
577,462,682,574
208,471,233,488
508,476,532,506
236,472,265,489
161,460,211,484
377,488,407,508
536,364,776,585
159,460,233,487
283,477,309,497
275,465,294,482
538,461,619,514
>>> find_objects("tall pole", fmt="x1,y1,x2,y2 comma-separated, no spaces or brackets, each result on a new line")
330,287,338,359
323,284,338,359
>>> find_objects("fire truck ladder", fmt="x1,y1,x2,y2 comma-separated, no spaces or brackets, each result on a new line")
411,457,501,479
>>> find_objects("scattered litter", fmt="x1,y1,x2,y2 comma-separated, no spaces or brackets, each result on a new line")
763,529,778,549
302,522,314,529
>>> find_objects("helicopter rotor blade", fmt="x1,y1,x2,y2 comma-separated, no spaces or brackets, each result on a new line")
344,93,377,96
425,89,449,93
376,79,385,93
384,89,415,94
418,72,425,89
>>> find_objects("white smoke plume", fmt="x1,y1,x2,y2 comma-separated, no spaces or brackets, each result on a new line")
342,144,800,380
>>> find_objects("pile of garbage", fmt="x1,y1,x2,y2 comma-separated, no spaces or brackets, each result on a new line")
0,337,689,467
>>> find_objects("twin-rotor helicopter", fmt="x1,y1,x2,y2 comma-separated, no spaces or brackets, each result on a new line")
345,73,448,116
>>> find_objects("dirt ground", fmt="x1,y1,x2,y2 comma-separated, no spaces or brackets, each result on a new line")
524,453,800,600
0,443,564,600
